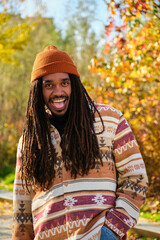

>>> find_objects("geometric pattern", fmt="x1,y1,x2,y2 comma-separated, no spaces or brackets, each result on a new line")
12,104,148,240
36,215,91,239
124,218,135,227
119,176,148,199
92,194,106,205
64,196,78,207
14,201,32,235
97,105,122,117
115,139,138,155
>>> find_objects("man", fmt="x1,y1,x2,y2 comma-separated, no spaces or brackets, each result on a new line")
12,45,148,240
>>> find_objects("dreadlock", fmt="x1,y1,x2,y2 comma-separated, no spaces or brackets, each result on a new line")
21,74,104,191
61,74,104,177
21,79,57,191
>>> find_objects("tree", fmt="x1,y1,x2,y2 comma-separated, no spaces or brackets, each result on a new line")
0,0,36,174
0,0,105,174
62,0,101,80
88,0,160,196
0,0,32,64
0,11,62,169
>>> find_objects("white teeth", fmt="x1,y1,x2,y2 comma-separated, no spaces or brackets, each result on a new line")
53,99,65,103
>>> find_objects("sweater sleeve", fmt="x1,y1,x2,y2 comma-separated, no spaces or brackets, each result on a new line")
105,114,148,239
12,137,34,240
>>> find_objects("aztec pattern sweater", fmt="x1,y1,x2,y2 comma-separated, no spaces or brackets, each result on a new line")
12,104,148,240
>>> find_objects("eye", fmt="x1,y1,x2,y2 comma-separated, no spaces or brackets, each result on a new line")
46,83,52,87
62,81,70,87
44,83,53,89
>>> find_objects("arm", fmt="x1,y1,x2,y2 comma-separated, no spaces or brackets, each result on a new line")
105,115,148,239
12,137,34,240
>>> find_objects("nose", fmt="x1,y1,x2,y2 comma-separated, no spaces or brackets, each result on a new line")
52,85,63,96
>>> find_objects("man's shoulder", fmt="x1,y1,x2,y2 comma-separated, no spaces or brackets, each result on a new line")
95,103,122,119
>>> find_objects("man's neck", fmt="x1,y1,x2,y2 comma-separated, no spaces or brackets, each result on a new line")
49,111,69,136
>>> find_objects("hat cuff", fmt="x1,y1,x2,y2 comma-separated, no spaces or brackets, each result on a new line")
31,62,80,82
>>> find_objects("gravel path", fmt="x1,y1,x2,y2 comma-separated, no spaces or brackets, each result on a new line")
0,215,12,240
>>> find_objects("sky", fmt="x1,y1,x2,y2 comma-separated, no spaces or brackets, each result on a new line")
19,0,109,36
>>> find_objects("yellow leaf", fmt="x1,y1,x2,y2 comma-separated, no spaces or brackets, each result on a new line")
124,111,130,119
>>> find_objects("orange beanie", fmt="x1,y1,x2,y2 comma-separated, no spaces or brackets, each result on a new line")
31,45,80,82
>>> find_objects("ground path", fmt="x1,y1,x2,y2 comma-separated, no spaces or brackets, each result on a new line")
0,215,12,240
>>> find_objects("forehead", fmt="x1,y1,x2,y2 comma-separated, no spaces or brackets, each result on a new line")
42,72,70,81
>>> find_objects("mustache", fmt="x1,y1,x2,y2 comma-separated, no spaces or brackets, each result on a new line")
48,95,69,103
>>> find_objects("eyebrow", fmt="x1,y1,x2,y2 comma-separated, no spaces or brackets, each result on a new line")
42,78,70,84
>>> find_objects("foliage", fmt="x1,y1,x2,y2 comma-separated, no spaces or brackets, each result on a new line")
1,0,159,201
0,13,62,168
0,0,33,64
88,0,160,197
0,200,12,216
0,181,13,191
0,1,34,170
0,0,103,173
0,13,32,64
140,197,160,221
0,170,14,191
3,172,15,184
63,0,100,79
127,229,159,240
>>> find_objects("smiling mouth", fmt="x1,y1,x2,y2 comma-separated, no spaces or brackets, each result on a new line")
49,97,68,110
53,98,66,103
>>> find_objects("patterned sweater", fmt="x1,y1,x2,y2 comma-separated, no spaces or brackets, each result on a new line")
12,104,148,240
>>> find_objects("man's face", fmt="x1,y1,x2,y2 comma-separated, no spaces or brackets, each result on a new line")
42,73,71,116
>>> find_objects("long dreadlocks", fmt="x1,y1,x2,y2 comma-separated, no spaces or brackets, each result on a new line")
21,74,104,191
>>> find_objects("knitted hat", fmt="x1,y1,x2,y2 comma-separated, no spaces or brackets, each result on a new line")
31,45,80,82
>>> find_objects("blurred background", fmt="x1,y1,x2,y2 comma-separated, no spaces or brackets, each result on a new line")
0,0,160,235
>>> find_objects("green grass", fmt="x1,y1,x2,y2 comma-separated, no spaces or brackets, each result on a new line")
140,211,160,221
3,172,15,184
139,196,160,222
0,181,13,191
0,164,15,191
0,170,15,191
0,164,15,178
